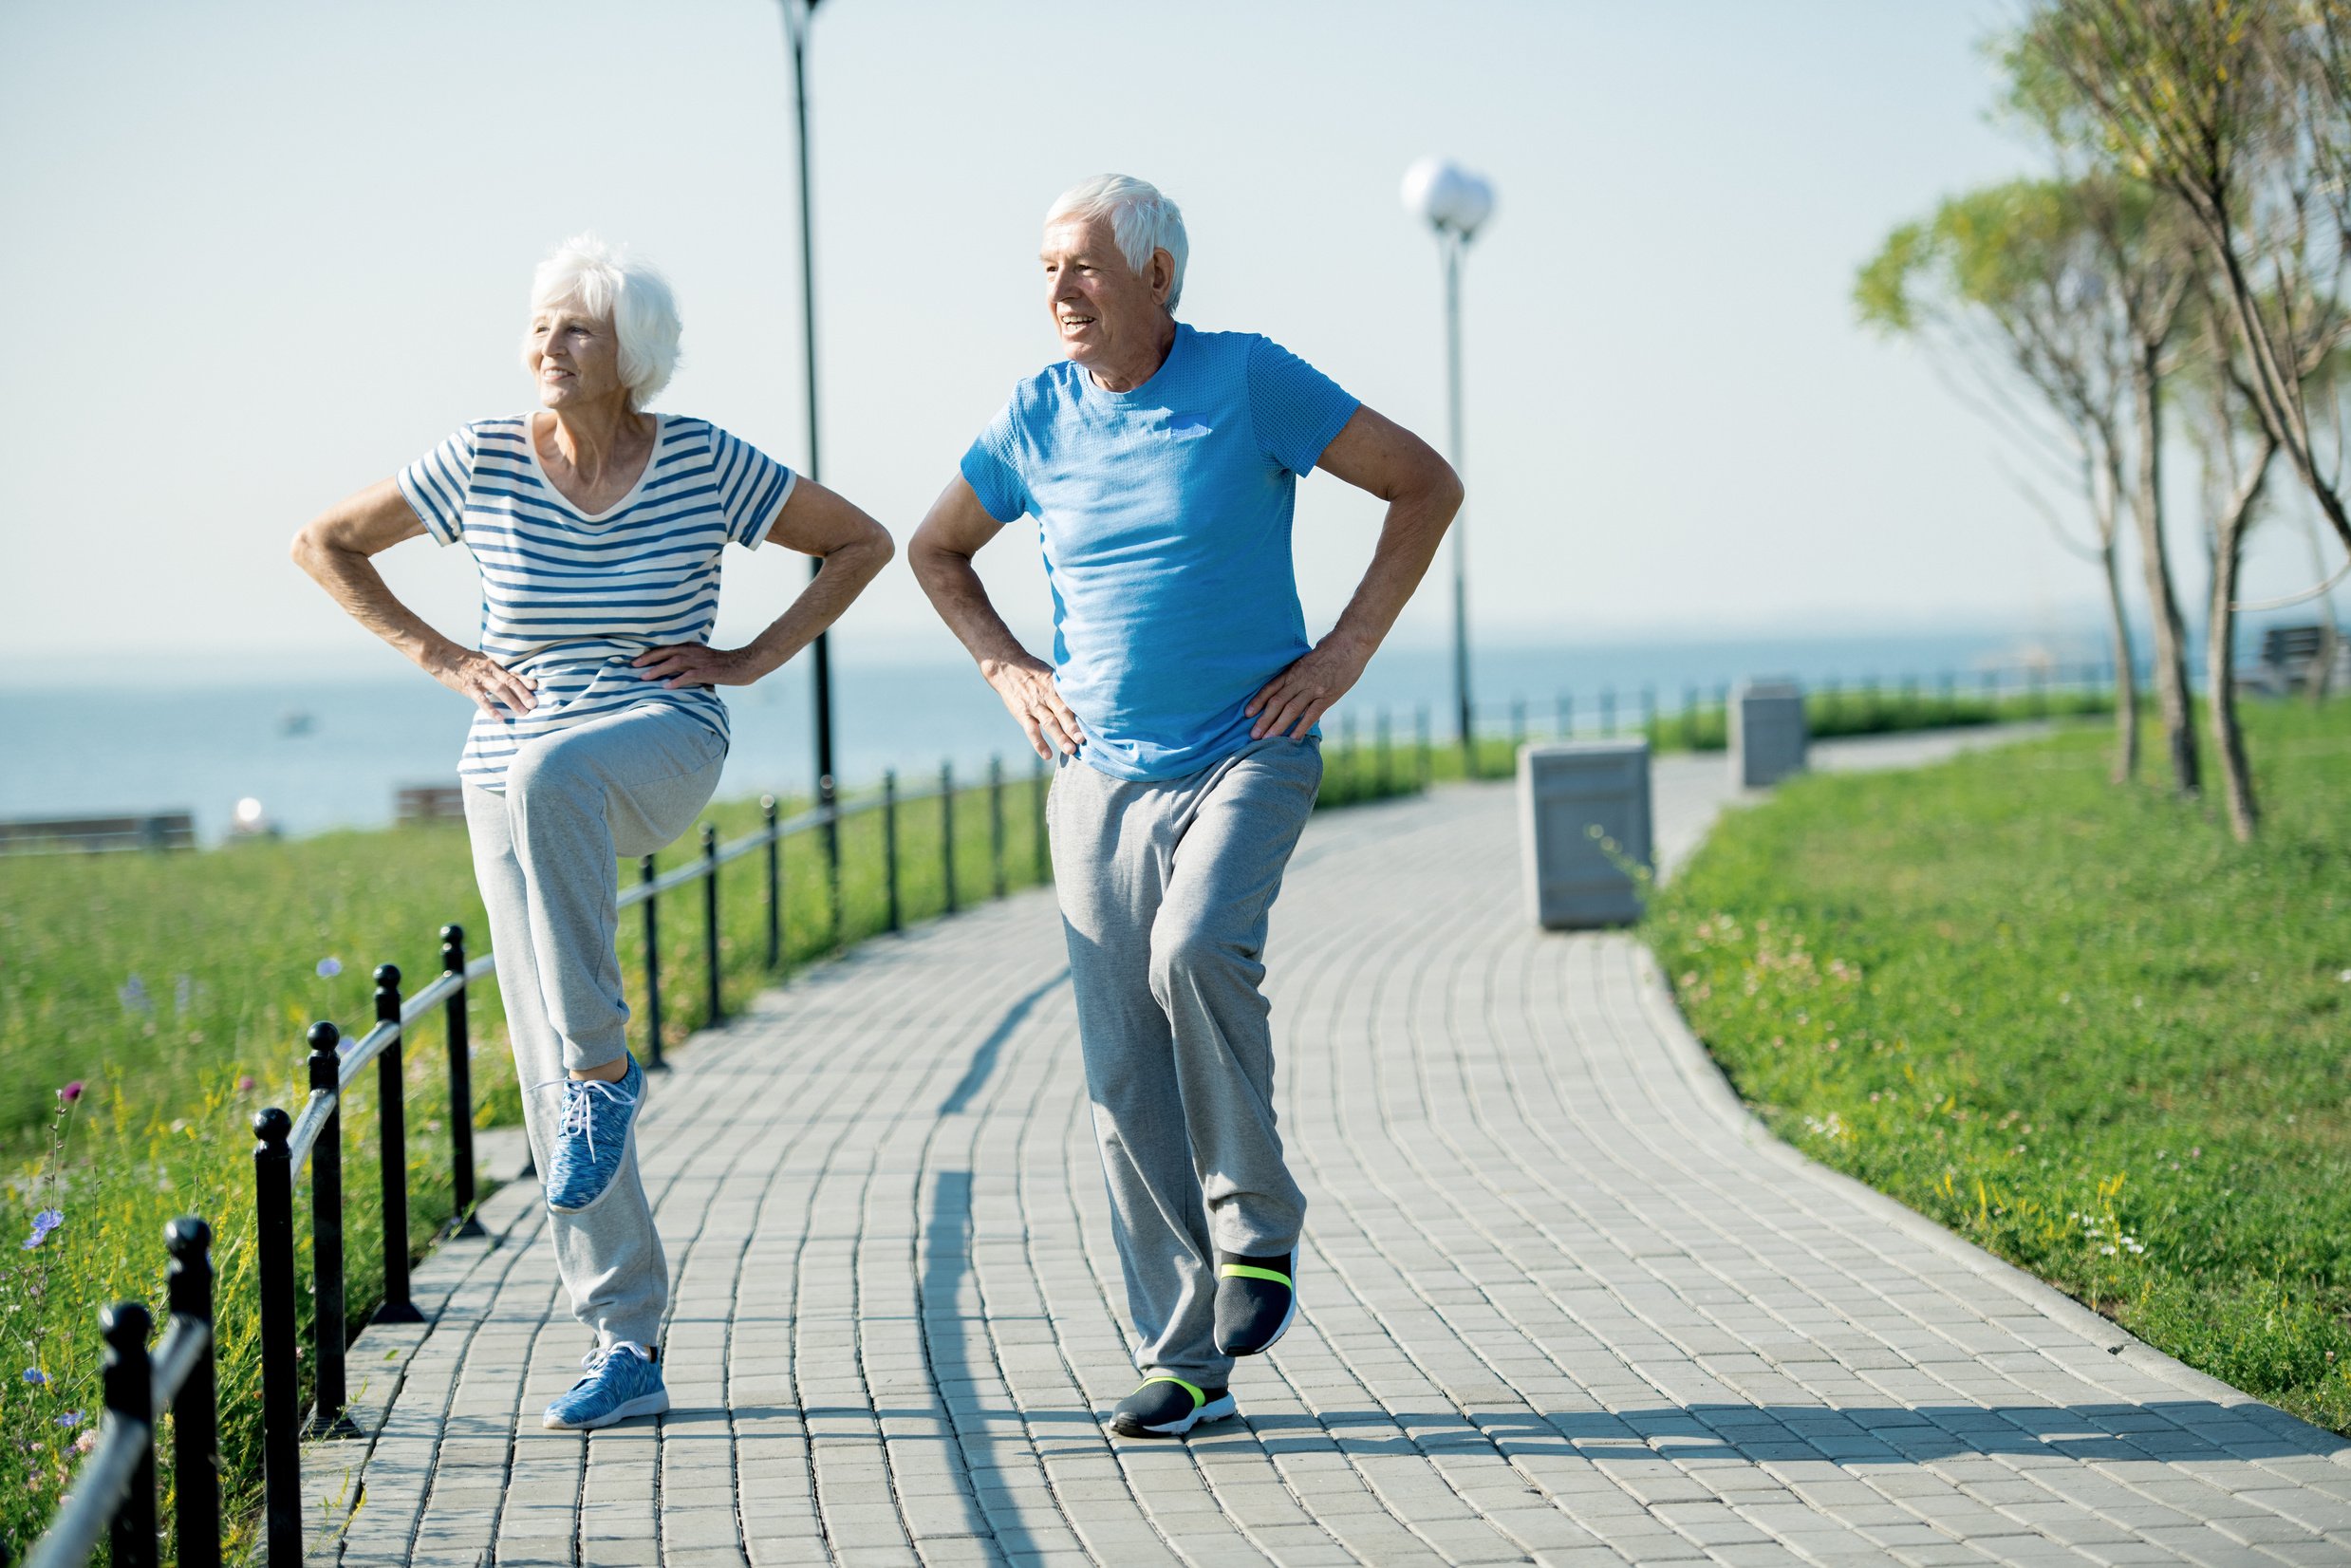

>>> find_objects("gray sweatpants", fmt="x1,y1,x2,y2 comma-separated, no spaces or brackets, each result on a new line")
1049,736,1321,1388
463,702,726,1350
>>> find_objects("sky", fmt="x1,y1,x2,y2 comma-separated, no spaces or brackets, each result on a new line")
4,0,2341,686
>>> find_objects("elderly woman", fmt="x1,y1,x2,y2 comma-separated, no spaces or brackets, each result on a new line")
291,234,892,1430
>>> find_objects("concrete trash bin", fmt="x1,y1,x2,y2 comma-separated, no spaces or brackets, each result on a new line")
1730,679,1807,788
1517,740,1653,929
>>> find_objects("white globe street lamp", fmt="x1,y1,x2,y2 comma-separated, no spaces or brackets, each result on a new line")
1401,157,1494,768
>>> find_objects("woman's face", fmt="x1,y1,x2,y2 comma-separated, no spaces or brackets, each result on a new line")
526,303,625,409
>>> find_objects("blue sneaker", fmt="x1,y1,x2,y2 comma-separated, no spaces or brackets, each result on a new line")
537,1056,644,1213
542,1341,667,1430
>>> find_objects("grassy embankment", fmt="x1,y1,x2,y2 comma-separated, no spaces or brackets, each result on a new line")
1651,698,2351,1430
0,734,1418,1557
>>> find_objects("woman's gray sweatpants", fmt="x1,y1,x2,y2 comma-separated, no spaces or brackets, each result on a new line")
462,702,727,1351
1049,735,1321,1389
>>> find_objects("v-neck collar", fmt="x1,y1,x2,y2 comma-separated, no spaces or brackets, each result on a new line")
524,412,664,526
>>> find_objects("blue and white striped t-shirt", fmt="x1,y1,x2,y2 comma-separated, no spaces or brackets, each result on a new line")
398,414,796,790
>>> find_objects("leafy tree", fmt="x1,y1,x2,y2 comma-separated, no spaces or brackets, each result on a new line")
2179,289,2281,838
1857,179,2145,782
2002,38,2208,794
2029,0,2351,577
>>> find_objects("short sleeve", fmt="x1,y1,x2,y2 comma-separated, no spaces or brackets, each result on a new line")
708,425,799,549
959,403,1033,524
1246,337,1360,476
397,425,479,546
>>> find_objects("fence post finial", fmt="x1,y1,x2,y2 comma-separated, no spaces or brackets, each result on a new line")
166,1217,222,1568
100,1299,158,1568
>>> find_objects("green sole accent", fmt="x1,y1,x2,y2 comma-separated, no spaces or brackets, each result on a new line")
1139,1374,1204,1409
1219,1263,1292,1288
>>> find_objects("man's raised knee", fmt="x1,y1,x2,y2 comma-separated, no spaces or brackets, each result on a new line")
1148,916,1241,1006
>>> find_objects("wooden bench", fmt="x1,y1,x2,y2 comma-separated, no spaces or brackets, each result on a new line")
2257,624,2344,695
396,784,467,826
0,812,196,856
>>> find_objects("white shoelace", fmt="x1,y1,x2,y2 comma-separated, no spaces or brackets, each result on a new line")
580,1339,651,1372
532,1075,639,1168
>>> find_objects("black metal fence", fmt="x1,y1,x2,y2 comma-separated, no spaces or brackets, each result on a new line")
9,732,1440,1566
1436,662,2129,773
8,1221,218,1568
249,758,1061,1563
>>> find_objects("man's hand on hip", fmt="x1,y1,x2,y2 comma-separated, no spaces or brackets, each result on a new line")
1247,635,1371,741
985,654,1086,759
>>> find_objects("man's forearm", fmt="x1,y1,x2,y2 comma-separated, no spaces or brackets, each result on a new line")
1324,482,1461,660
911,543,1042,674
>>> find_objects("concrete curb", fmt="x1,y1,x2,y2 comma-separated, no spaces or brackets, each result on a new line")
1628,941,2351,1466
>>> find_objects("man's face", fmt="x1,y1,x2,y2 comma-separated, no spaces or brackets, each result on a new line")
1040,215,1168,370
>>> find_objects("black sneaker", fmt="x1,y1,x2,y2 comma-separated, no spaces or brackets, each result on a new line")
1213,1247,1297,1356
1108,1377,1236,1438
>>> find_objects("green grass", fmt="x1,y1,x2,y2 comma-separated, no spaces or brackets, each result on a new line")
0,735,1420,1558
1648,698,2351,1430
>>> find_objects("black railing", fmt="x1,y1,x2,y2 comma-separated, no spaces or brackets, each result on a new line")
12,737,1428,1567
14,1221,219,1568
1433,662,2136,775
236,758,1063,1563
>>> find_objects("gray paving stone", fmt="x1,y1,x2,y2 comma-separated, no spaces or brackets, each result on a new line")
295,737,2351,1566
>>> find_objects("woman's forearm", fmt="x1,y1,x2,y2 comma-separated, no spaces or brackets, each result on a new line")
293,534,463,671
738,531,894,679
289,479,463,673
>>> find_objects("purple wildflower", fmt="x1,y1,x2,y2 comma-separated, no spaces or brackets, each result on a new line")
316,958,343,979
59,1082,83,1104
21,1209,62,1250
22,1368,46,1385
54,1411,80,1429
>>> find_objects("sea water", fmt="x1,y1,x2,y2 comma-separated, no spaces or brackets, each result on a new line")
0,629,2079,843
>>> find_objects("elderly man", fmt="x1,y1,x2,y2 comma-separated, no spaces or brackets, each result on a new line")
910,175,1463,1438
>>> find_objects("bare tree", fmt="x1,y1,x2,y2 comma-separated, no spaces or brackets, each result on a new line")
1857,179,2143,780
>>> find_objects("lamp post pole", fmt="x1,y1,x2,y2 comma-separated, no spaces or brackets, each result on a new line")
1402,158,1493,775
1441,229,1470,773
783,0,840,897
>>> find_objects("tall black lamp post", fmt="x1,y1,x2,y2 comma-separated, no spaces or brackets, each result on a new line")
781,0,840,906
1401,156,1495,774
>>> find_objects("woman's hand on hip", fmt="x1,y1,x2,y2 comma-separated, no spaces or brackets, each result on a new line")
633,644,762,689
426,646,538,719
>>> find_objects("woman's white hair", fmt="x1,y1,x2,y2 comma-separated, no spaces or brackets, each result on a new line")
520,233,681,409
1046,175,1189,312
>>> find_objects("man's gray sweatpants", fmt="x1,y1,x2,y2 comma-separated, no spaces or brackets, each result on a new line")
463,702,726,1351
1050,736,1320,1388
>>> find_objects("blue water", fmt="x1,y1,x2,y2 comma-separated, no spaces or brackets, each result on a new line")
0,628,2092,842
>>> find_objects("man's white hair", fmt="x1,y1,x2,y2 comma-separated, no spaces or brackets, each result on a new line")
520,233,681,409
1046,174,1189,312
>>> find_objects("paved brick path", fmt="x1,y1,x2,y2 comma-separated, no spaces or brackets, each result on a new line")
316,735,2351,1567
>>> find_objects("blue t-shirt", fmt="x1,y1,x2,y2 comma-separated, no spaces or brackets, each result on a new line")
960,323,1359,781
